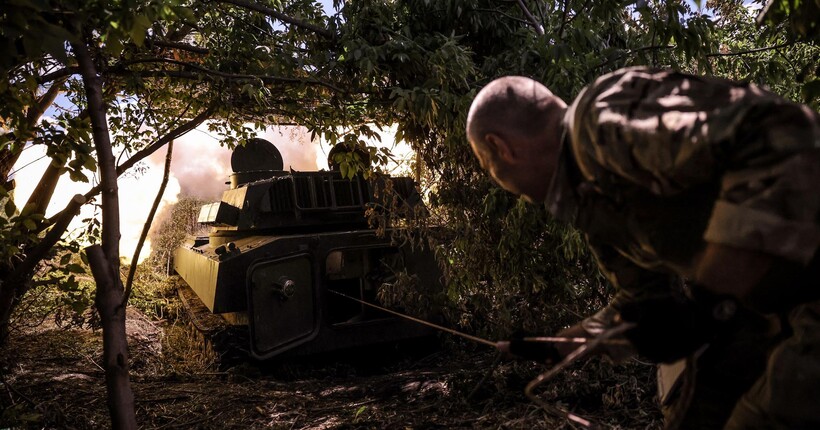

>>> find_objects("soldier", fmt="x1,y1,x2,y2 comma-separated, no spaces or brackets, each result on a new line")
467,67,820,429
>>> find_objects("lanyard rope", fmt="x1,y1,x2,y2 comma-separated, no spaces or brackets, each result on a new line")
328,288,630,430
327,288,496,347
328,288,626,348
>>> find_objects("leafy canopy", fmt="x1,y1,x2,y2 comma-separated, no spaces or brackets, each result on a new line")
1,0,816,337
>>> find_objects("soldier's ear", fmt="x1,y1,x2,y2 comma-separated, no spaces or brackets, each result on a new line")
485,133,515,163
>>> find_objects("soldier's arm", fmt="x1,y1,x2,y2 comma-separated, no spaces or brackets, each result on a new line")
695,106,820,306
577,72,820,304
691,244,771,302
692,241,820,313
554,238,675,358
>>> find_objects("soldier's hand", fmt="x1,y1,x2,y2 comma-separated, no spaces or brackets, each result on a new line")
496,321,636,364
496,333,563,363
618,294,737,363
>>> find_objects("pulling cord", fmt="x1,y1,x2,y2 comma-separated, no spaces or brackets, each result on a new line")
328,289,625,348
327,289,496,347
329,289,634,429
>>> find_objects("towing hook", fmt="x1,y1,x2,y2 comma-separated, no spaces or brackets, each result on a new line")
271,277,296,300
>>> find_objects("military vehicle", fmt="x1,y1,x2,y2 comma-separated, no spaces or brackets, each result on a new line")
173,138,439,362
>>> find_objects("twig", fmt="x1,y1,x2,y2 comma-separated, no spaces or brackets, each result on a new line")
309,398,379,413
148,39,209,55
556,0,571,39
113,61,344,93
122,139,174,308
524,323,634,429
68,344,106,372
473,8,532,26
706,42,794,57
0,372,37,406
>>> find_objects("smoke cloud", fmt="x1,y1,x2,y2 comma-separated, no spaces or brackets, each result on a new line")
12,124,321,264
149,125,320,201
262,126,319,172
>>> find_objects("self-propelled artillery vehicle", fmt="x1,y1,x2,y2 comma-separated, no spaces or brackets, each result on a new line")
173,138,439,362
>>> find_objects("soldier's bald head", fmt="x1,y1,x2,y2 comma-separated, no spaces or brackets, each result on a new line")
466,76,566,151
466,77,567,203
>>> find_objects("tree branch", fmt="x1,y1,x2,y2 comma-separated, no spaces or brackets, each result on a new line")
706,42,794,57
516,0,545,35
23,160,65,218
37,67,79,84
473,8,532,27
555,0,574,41
214,0,334,38
27,76,68,125
594,45,676,69
113,58,345,93
122,139,173,308
1,78,69,179
8,195,87,285
148,39,210,55
115,107,211,175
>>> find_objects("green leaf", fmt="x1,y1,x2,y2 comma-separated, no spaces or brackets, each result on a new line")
130,14,152,47
105,33,124,54
83,155,98,171
354,405,367,419
22,218,37,230
173,6,196,22
60,253,72,265
4,199,16,217
65,263,86,274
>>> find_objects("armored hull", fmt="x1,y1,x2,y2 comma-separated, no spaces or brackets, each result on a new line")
173,139,438,360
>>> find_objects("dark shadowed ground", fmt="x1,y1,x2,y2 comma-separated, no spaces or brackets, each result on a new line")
0,308,662,429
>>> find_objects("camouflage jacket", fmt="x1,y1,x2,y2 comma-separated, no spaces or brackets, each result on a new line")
545,67,820,306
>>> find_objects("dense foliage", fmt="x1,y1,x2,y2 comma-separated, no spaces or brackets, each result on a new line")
2,0,817,341
145,195,207,274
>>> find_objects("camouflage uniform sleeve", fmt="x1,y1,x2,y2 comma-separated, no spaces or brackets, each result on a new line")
587,236,676,311
570,67,820,265
703,105,820,265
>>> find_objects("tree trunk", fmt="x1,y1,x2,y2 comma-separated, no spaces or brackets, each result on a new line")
86,245,136,430
72,38,137,430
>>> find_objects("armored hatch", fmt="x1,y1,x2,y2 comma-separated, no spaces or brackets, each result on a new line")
173,138,439,360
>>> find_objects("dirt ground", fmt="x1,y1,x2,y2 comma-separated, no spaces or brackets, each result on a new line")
0,308,662,429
